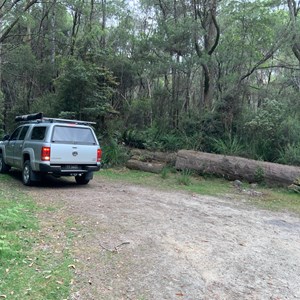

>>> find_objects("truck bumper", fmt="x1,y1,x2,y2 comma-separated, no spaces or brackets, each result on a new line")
39,164,100,174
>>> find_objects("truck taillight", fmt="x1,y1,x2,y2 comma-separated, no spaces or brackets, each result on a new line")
41,147,51,161
97,148,102,162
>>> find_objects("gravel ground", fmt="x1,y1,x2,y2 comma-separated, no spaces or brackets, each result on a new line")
27,176,300,300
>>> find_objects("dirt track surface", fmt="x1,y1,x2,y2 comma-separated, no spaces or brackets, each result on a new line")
27,176,300,300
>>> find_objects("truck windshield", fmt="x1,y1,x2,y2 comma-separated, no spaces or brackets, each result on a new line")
52,126,96,145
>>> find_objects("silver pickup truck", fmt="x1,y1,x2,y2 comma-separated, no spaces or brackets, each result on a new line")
0,113,101,185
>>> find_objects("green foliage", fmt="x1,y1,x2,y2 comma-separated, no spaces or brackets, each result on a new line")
101,138,129,167
55,57,118,122
254,166,265,184
243,99,287,161
279,116,300,148
31,93,60,118
160,166,175,179
160,167,169,179
177,169,192,186
246,99,285,135
212,135,244,156
277,143,300,166
179,111,224,152
126,98,152,129
123,127,186,152
123,130,147,149
0,178,73,299
159,133,185,151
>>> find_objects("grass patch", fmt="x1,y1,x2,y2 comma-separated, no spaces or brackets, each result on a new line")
98,168,231,196
250,187,300,214
0,175,74,299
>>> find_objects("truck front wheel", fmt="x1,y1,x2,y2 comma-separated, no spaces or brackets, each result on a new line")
0,153,11,173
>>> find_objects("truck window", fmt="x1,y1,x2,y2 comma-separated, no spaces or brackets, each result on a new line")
10,127,22,141
52,126,96,144
18,126,29,140
31,127,46,140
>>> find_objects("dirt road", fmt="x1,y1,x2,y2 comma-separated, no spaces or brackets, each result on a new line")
28,176,300,300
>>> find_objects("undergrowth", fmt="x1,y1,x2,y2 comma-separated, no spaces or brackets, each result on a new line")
0,174,73,299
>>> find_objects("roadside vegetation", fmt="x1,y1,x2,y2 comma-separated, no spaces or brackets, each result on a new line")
0,174,74,299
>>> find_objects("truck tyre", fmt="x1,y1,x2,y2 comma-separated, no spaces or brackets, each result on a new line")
22,160,33,186
75,173,90,185
0,153,11,173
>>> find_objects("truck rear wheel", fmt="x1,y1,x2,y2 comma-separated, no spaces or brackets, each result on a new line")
23,160,33,186
75,173,90,185
0,153,11,173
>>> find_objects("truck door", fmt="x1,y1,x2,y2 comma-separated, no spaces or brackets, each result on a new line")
14,126,30,168
5,127,22,166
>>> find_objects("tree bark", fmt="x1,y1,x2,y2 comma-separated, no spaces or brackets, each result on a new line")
130,148,177,165
176,150,300,186
126,159,165,174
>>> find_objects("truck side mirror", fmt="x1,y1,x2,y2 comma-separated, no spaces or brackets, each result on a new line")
2,134,10,141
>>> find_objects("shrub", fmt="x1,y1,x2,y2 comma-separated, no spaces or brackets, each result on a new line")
254,166,265,184
212,135,244,156
177,169,192,186
277,143,300,166
101,138,129,167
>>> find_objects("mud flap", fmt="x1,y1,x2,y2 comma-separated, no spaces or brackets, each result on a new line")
85,172,94,180
31,170,41,182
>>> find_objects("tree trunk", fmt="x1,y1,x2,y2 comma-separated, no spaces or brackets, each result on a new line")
51,2,57,67
287,0,300,63
176,150,300,186
100,0,106,48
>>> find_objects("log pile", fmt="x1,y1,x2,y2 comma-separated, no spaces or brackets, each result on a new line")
125,148,300,187
176,150,300,187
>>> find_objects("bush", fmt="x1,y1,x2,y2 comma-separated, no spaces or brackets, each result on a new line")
212,135,244,156
177,169,192,186
240,100,278,161
101,138,129,167
277,143,300,166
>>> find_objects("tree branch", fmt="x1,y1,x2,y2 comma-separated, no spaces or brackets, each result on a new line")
208,13,220,56
0,0,38,43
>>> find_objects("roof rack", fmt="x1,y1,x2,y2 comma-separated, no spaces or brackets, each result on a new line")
42,117,96,125
15,112,96,125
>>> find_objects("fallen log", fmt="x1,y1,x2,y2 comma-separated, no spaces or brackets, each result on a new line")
126,159,165,174
176,150,300,186
130,149,176,165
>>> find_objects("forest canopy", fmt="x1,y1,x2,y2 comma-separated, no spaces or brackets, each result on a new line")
0,0,300,165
